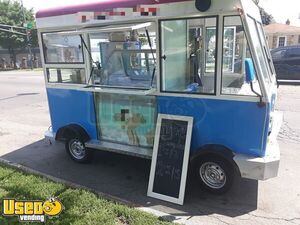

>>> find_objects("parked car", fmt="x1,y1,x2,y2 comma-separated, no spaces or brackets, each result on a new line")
271,45,300,80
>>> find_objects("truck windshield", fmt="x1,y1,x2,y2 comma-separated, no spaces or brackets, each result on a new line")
256,22,276,80
247,16,272,86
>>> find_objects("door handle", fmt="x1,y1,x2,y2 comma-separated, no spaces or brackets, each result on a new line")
161,55,167,60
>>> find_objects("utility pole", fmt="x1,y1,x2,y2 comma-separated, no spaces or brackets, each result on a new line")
20,0,33,70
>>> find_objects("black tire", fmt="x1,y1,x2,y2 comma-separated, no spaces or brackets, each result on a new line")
65,138,92,163
194,155,234,194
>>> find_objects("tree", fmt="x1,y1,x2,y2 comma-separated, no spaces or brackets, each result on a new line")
0,0,37,68
259,7,274,25
251,0,274,25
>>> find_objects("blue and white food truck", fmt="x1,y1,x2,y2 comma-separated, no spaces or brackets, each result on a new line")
36,0,281,194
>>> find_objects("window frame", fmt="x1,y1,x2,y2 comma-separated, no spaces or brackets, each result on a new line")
220,15,262,98
86,24,157,91
277,36,287,48
247,15,272,85
41,31,85,65
40,30,88,86
158,15,219,96
38,15,267,102
46,68,86,84
256,21,275,76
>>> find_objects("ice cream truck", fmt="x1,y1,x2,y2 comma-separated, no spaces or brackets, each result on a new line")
36,0,281,194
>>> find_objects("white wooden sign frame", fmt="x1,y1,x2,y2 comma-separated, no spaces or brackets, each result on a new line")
147,114,193,205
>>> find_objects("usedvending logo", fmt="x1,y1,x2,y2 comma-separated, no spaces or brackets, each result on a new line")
2,197,63,222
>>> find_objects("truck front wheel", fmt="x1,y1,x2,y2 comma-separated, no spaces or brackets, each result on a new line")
195,155,234,194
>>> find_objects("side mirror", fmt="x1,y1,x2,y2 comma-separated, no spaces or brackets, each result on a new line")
245,58,255,83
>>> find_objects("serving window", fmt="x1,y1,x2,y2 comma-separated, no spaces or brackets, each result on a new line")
88,22,157,90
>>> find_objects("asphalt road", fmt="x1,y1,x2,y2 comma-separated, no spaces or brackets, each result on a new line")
0,70,299,225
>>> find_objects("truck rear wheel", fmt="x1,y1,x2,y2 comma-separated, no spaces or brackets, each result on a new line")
65,138,92,163
195,155,234,194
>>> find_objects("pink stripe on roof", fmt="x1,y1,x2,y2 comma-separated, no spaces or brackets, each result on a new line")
36,0,190,18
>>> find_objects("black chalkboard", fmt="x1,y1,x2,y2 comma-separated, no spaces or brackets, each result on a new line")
152,119,187,198
148,114,193,205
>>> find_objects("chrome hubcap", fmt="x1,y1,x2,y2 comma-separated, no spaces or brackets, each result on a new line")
69,139,85,160
199,162,226,189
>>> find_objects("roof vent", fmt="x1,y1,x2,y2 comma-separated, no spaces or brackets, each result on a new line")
195,0,211,12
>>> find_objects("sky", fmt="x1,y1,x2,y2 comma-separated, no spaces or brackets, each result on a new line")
22,0,300,26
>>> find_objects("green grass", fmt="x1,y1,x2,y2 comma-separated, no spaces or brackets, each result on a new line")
0,164,173,225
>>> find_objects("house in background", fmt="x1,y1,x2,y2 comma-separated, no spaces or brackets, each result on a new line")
264,21,300,49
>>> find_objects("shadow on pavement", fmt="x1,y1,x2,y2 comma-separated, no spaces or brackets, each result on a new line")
1,139,258,219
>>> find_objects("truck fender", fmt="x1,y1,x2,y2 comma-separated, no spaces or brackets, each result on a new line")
55,124,90,142
190,144,240,175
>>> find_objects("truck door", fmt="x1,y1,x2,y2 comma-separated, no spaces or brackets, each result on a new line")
88,23,157,148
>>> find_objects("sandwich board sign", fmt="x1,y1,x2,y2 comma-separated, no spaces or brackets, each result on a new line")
147,114,193,205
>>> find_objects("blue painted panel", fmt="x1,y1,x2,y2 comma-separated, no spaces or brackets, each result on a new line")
46,88,97,140
157,96,268,157
46,87,269,158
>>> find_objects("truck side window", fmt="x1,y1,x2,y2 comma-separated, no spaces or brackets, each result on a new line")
221,16,261,96
160,17,217,94
42,32,86,85
42,33,84,64
47,68,86,84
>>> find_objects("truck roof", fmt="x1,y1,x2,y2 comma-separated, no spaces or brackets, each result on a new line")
35,0,261,30
36,0,188,18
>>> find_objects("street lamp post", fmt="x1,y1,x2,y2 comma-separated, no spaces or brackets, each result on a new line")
20,0,33,70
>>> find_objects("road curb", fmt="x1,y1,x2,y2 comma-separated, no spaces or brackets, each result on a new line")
0,157,177,223
0,157,136,206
